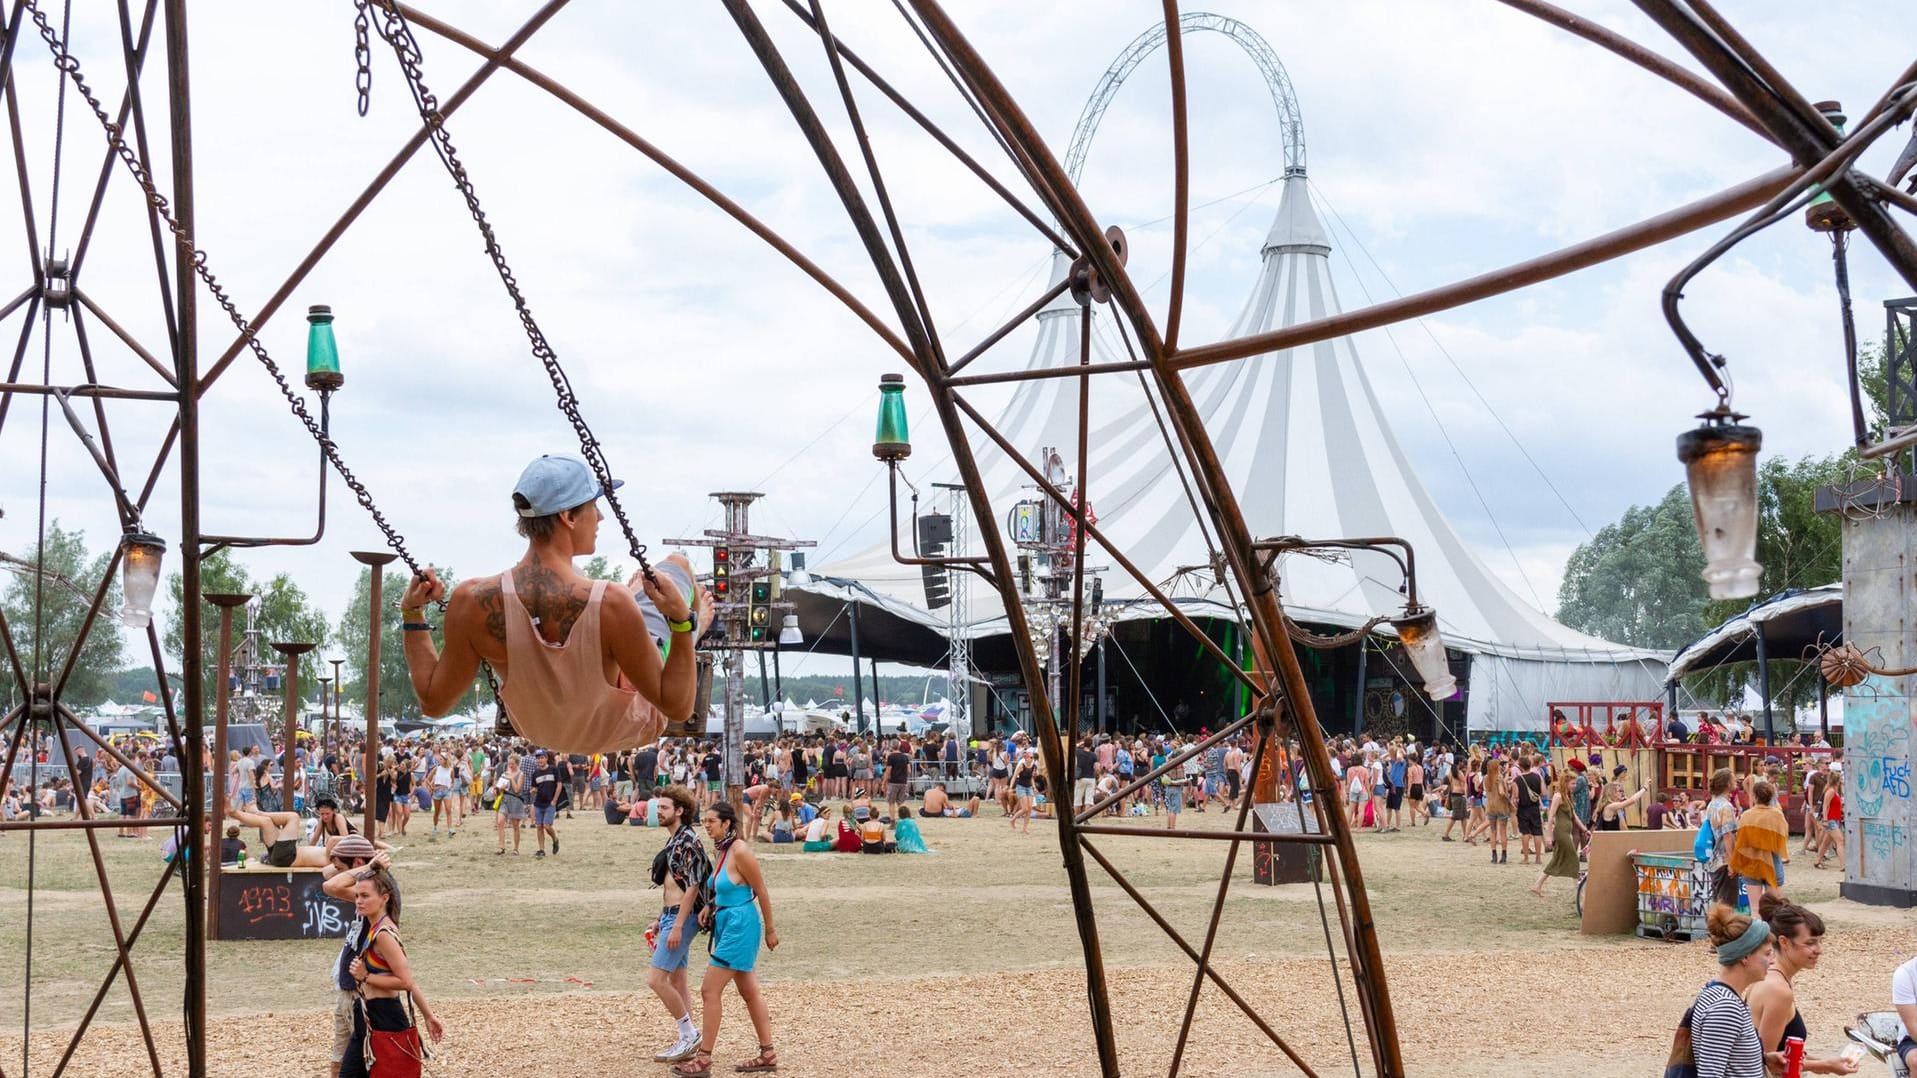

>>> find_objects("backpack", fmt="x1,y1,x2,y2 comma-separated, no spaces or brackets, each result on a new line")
1662,984,1723,1078
1692,813,1715,863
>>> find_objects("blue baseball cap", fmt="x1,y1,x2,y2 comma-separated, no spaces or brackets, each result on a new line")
512,454,622,517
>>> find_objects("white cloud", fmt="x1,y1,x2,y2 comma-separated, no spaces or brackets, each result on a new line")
0,0,1908,672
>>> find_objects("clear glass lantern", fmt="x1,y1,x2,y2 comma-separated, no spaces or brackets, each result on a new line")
1391,607,1457,700
1677,417,1763,599
120,530,167,628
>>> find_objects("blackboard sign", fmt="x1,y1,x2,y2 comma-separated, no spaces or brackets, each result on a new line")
216,869,354,941
1252,802,1322,886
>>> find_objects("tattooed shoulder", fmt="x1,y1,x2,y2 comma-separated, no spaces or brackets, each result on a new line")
470,577,506,643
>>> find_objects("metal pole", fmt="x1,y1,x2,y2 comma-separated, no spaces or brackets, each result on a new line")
771,647,783,705
329,657,344,755
756,650,771,712
1353,637,1369,738
204,595,250,944
1818,675,1829,741
271,643,314,818
1755,624,1775,743
847,601,865,734
163,0,206,1064
352,552,397,838
1095,635,1107,734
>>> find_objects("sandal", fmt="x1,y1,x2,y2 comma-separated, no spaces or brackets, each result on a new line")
735,1045,778,1072
672,1049,713,1077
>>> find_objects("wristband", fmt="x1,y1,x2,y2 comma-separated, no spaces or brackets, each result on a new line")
400,607,425,620
667,617,695,634
402,622,434,633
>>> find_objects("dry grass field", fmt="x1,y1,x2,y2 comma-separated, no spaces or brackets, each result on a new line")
2,805,1908,1076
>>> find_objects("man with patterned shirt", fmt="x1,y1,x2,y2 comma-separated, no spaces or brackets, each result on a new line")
647,785,709,1063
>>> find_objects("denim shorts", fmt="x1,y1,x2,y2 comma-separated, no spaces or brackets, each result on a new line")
1164,787,1185,814
532,804,557,826
650,908,694,972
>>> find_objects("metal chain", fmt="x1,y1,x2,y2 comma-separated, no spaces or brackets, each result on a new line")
363,0,657,586
22,0,425,580
353,0,373,117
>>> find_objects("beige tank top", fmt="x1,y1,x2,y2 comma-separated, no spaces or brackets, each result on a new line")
496,572,667,753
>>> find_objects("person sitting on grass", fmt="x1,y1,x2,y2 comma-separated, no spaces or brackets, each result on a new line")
918,782,978,818
893,812,931,854
860,813,894,854
768,799,796,844
834,804,863,853
801,807,833,852
605,792,632,825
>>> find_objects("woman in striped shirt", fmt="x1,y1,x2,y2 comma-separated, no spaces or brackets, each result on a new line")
1672,904,1779,1078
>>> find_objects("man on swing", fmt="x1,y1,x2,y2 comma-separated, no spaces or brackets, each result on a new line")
400,455,710,753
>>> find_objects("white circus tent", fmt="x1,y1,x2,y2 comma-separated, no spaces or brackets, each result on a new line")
798,173,1665,732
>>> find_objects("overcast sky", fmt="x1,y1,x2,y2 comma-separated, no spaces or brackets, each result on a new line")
1,1,1910,683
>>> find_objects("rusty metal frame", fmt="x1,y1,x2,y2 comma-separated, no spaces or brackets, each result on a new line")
4,2,1914,1076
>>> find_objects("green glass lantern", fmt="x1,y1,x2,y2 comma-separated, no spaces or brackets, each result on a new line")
873,373,911,461
305,304,344,391
1805,101,1853,233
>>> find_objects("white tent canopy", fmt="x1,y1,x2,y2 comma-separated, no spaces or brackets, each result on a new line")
807,174,1665,731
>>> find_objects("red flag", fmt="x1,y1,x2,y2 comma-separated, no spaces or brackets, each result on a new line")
833,686,845,698
142,690,157,703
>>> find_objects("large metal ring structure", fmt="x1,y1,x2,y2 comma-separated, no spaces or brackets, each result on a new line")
1063,11,1307,184
3,2,1917,1076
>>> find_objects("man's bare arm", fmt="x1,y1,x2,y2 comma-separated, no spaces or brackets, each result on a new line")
400,571,487,717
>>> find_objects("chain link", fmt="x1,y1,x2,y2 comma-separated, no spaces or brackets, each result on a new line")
22,0,427,581
353,0,373,118
363,1,657,587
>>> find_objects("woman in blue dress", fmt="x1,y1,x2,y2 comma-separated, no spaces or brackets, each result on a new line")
674,801,779,1077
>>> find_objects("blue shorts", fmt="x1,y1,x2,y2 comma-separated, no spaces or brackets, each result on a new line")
1164,787,1185,814
237,787,256,806
533,804,557,826
650,909,694,972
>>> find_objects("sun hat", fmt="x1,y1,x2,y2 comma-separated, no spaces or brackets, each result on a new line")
512,454,622,517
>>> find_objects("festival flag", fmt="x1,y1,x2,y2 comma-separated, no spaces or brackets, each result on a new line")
142,690,157,703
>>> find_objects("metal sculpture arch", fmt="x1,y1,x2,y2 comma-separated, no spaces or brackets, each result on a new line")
1063,11,1307,183
2,2,1916,1077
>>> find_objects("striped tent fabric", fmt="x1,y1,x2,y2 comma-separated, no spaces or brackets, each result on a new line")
808,174,1665,731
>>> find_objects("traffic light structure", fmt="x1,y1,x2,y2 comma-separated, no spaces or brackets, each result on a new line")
664,492,814,793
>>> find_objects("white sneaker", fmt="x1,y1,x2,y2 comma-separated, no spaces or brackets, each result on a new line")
655,1035,698,1063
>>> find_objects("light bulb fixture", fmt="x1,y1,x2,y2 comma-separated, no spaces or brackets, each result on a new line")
305,304,344,391
1677,413,1763,599
119,530,166,628
787,552,812,587
779,614,803,646
872,373,911,461
1390,606,1457,701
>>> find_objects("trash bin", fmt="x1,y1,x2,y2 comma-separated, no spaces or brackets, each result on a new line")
1633,851,1708,941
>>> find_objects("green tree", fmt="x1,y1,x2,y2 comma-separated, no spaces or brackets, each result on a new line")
581,555,626,582
1559,454,1852,714
1555,484,1708,650
338,566,484,719
164,548,334,708
0,521,124,708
